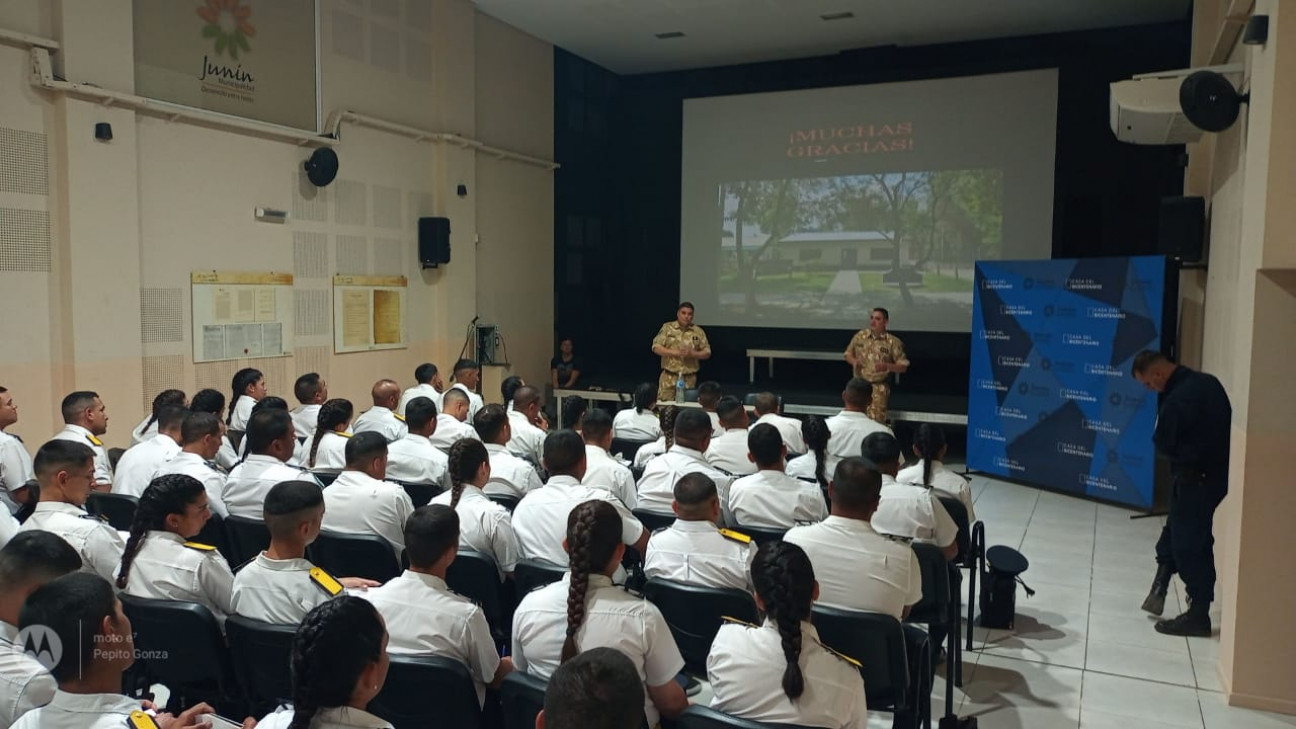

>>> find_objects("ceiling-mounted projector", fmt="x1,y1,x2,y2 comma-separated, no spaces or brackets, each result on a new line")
1109,65,1245,145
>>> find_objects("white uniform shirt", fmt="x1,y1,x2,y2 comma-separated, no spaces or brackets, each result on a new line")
707,411,725,439
290,404,321,441
644,519,756,592
129,415,157,446
111,434,181,497
512,476,644,566
50,425,112,487
0,430,33,515
321,471,415,558
9,690,144,729
505,409,546,466
636,446,735,518
230,553,336,624
229,395,257,431
708,619,867,729
121,531,235,626
310,431,351,472
236,433,310,469
224,455,316,519
704,429,758,476
785,450,825,483
18,502,124,583
897,461,976,522
512,574,685,728
364,571,500,705
385,433,451,490
428,415,480,454
873,475,959,547
822,410,893,475
351,407,408,444
631,437,666,469
397,383,443,416
784,516,921,619
0,509,16,547
451,383,484,423
256,706,393,729
611,409,661,442
582,445,637,509
430,485,519,576
728,470,828,529
152,451,230,518
215,434,240,472
483,443,543,499
752,413,806,455
0,620,56,728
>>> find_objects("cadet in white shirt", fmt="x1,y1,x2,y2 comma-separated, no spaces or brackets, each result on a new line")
643,473,755,592
225,409,317,519
611,384,662,442
228,367,267,432
580,410,638,509
696,381,726,439
429,388,481,454
290,372,328,441
728,425,828,529
321,433,415,559
823,379,893,475
784,415,832,492
50,391,113,489
351,379,409,444
450,358,486,423
750,392,806,455
128,388,186,447
152,411,230,518
704,397,758,476
513,430,649,565
0,508,16,552
18,441,124,583
384,397,451,492
0,531,83,728
231,480,378,624
115,474,235,627
864,432,959,560
474,405,543,499
512,499,688,728
189,387,240,473
233,397,313,468
307,399,354,474
539,648,646,729
785,458,922,619
0,387,36,515
364,505,512,706
112,405,185,498
708,541,867,729
397,362,445,416
506,386,548,465
899,424,976,522
431,439,520,578
637,409,735,519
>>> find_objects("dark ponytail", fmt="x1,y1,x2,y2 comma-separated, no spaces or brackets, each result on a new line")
914,423,946,487
659,405,679,449
289,596,386,729
144,389,186,431
229,368,263,425
561,500,623,663
117,474,205,589
632,383,656,414
751,541,816,701
309,399,353,468
801,416,831,491
447,438,489,509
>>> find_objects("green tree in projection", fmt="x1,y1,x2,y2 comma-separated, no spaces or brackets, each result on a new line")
724,178,826,310
858,172,930,306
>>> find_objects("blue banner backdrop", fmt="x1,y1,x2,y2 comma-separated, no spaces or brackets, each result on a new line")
967,256,1166,509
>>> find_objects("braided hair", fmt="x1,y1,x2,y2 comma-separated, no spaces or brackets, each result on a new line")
288,596,386,729
228,368,263,425
751,541,816,701
914,423,946,487
309,399,353,468
116,474,205,589
659,405,679,449
801,415,831,491
561,500,623,663
447,438,489,509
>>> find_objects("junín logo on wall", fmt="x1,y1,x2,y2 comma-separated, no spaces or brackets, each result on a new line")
197,0,255,59
15,625,62,671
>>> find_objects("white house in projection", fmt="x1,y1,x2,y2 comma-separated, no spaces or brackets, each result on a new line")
721,225,914,272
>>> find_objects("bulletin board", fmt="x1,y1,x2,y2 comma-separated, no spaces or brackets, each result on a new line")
333,274,407,354
191,271,295,363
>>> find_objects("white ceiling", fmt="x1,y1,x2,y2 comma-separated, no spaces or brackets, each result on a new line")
473,0,1191,74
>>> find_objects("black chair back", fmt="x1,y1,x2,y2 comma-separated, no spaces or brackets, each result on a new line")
307,530,401,583
499,671,548,729
678,705,812,729
192,513,230,563
118,594,241,713
937,496,973,566
395,480,440,507
313,471,340,486
811,606,909,712
225,615,296,717
223,515,271,570
446,550,504,630
370,655,481,729
487,493,521,512
85,492,138,531
611,437,654,462
514,559,566,600
907,542,952,627
631,508,675,533
643,578,758,676
227,430,246,451
729,523,787,546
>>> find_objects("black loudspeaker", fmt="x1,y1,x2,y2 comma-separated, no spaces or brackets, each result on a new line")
1158,196,1205,262
418,217,451,268
303,148,339,187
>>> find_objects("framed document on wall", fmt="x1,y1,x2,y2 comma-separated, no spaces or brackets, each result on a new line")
191,271,295,363
333,275,408,354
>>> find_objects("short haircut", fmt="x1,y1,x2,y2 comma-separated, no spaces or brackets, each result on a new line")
544,647,645,729
747,423,784,466
404,397,438,430
294,373,324,404
190,388,226,417
678,301,694,312
0,531,82,588
155,404,188,431
543,429,585,474
831,457,883,511
414,363,438,384
473,404,509,443
673,472,717,506
513,385,540,409
581,408,613,441
752,392,780,415
696,381,722,407
252,396,289,413
673,408,713,442
715,396,745,427
873,307,890,320
843,378,874,409
345,431,388,466
501,375,525,404
453,358,479,375
33,440,95,481
263,480,325,536
180,411,221,444
862,431,901,466
1131,350,1171,375
404,505,459,568
245,409,294,455
442,388,470,409
60,391,98,424
19,572,117,682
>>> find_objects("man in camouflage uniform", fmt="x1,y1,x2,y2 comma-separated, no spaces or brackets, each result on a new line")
843,307,909,423
652,302,712,401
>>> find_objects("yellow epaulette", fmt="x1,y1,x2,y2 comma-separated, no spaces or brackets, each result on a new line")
87,434,103,447
721,615,758,628
128,709,161,728
817,640,862,668
337,431,353,438
309,566,344,596
183,541,217,552
718,528,752,544
393,413,406,422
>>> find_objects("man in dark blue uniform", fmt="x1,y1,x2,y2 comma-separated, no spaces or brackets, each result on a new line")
1132,350,1231,637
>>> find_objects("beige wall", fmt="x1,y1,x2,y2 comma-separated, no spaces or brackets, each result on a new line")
0,0,553,444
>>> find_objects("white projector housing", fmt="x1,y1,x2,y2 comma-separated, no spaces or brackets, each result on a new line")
1109,65,1243,145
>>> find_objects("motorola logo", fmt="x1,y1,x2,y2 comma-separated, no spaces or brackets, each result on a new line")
15,625,61,671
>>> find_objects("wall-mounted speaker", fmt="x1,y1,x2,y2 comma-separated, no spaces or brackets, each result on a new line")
1158,196,1205,263
418,217,451,268
303,147,339,187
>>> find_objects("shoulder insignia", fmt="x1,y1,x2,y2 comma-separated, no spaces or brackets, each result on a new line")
81,512,110,523
393,413,406,422
718,528,752,544
883,533,914,544
127,710,161,729
310,566,344,596
721,615,758,628
183,541,217,552
87,434,104,447
338,431,353,438
817,640,862,668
